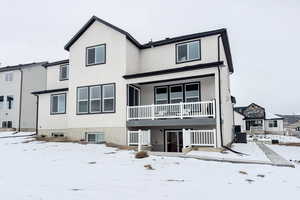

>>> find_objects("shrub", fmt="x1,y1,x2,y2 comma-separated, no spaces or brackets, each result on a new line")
135,151,149,159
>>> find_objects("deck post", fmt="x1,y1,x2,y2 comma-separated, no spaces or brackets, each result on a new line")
180,102,183,119
213,129,217,148
151,104,155,120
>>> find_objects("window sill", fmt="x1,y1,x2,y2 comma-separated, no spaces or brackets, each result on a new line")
76,111,115,115
176,58,201,65
86,62,106,67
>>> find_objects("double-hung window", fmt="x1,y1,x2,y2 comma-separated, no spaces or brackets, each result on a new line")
102,84,115,112
89,86,101,113
155,87,168,104
176,40,201,63
185,83,200,102
170,85,183,103
51,94,66,114
60,64,69,81
77,84,115,114
86,44,106,66
77,87,89,114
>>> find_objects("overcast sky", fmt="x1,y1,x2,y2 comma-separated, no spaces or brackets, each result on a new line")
0,0,299,114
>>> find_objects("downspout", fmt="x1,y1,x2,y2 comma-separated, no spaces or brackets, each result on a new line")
18,69,24,132
217,35,224,146
34,94,39,135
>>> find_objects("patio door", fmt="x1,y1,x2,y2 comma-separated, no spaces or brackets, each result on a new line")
128,85,140,106
165,130,183,152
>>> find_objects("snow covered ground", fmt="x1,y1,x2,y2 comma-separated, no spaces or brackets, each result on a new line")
0,135,300,200
188,142,269,162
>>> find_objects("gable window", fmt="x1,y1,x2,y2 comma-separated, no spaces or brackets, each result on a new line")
269,120,278,128
7,96,14,109
0,96,3,109
86,44,106,66
77,87,89,114
51,94,66,114
4,73,13,82
185,83,200,102
155,87,168,104
86,132,105,144
89,86,101,113
77,84,115,114
102,84,115,112
170,85,183,103
176,40,200,63
60,64,69,81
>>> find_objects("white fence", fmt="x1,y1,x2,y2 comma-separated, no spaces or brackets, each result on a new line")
128,130,151,151
183,129,217,148
127,101,215,120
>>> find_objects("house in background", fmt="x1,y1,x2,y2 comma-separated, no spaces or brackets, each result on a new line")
32,16,235,152
234,103,284,134
0,62,47,131
277,115,300,135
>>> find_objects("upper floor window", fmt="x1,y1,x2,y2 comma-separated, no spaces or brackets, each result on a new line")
86,44,106,66
60,64,69,81
50,93,66,114
176,40,201,63
4,72,13,82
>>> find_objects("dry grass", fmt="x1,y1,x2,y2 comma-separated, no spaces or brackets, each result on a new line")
34,136,86,144
279,143,300,146
105,142,137,150
135,151,149,159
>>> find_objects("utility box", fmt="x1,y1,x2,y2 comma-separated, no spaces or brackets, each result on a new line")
235,132,247,143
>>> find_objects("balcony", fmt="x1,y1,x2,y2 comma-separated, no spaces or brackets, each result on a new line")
127,100,215,121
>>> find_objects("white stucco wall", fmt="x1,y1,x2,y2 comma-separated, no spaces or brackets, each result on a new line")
139,35,219,73
0,70,21,128
38,92,68,130
46,65,69,89
68,20,128,130
21,65,47,129
234,111,246,132
265,119,284,134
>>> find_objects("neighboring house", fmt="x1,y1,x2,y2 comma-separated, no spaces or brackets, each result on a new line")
32,16,235,152
277,114,300,135
0,62,47,131
234,103,284,134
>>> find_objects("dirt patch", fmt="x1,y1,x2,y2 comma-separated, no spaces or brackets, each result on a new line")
279,143,300,146
135,151,149,159
144,164,154,170
34,136,86,144
106,142,137,150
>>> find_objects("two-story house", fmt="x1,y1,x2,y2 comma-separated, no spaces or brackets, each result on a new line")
234,103,284,135
0,62,47,131
33,16,235,152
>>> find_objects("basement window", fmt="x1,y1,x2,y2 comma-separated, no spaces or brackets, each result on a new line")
86,132,105,144
51,132,65,137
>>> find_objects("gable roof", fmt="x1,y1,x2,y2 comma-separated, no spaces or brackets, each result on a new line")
0,61,47,73
64,16,234,73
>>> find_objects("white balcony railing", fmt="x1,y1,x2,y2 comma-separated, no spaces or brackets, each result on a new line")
127,100,215,120
128,130,151,151
183,129,217,148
